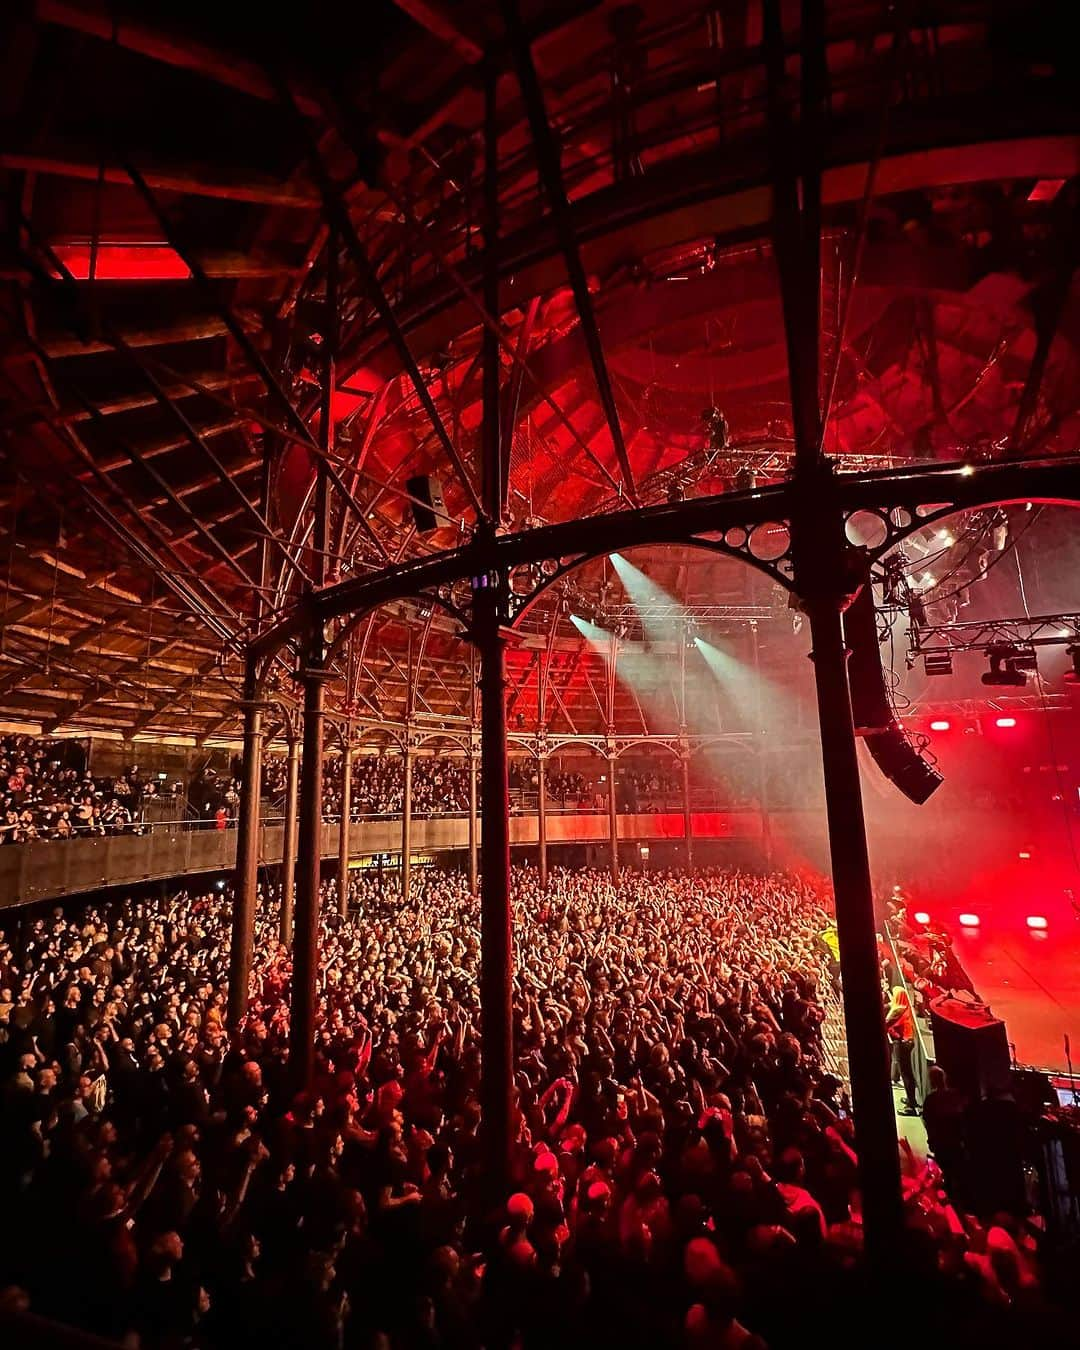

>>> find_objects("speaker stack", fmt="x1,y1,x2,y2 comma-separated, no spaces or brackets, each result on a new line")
929,992,1012,1101
843,583,943,804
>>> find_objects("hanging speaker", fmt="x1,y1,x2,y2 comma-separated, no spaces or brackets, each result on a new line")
843,583,944,804
405,475,447,533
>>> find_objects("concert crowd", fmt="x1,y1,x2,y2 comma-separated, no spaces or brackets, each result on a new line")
1,734,148,843
0,865,1052,1349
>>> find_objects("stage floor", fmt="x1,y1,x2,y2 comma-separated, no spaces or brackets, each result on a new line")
946,890,1080,1074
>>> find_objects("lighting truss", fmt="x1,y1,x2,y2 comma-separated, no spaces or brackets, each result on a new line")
904,693,1073,719
908,612,1080,662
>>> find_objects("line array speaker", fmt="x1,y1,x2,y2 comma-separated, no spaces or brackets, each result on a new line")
843,582,944,804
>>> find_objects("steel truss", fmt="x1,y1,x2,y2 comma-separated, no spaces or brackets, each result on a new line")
909,612,1080,655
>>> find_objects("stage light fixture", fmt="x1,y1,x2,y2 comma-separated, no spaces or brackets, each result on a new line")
982,645,1032,687
958,912,980,927
1026,915,1048,930
1065,644,1080,683
1019,851,1031,859
913,911,931,925
995,716,1017,728
924,651,953,677
929,719,951,731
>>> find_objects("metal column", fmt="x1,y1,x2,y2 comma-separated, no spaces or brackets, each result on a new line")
681,753,693,868
476,569,513,1190
228,657,263,1028
279,734,300,944
401,746,413,902
536,754,548,887
607,753,619,882
288,224,335,1092
765,0,902,1261
467,749,479,892
805,574,904,1260
751,621,773,866
338,741,353,916
288,651,326,1093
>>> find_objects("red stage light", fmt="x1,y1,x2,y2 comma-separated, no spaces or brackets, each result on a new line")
913,911,930,925
1026,915,1048,930
995,717,1017,728
1018,851,1031,860
958,913,980,927
929,719,950,731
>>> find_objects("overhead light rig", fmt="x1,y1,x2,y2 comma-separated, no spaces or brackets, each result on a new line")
905,612,1080,683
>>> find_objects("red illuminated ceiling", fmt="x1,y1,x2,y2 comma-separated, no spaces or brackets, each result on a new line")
0,0,1077,741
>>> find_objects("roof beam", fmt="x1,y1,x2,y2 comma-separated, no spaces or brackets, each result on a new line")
281,98,486,521
391,0,484,63
0,147,320,208
37,315,231,359
34,0,322,111
499,0,638,506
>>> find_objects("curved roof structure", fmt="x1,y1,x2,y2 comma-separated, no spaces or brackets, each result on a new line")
1,0,1077,740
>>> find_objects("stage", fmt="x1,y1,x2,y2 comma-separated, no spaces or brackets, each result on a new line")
941,889,1080,1075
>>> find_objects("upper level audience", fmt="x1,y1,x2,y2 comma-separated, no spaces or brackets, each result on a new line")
0,865,1055,1348
1,733,148,843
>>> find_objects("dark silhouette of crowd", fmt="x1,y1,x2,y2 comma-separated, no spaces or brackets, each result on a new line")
1,734,148,843
0,865,1055,1349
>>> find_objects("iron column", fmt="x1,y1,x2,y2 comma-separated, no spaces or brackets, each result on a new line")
536,753,548,888
288,637,326,1094
279,733,300,944
795,472,904,1262
607,752,619,882
401,746,413,902
338,741,353,916
476,566,513,1190
467,747,479,892
681,752,693,868
228,655,263,1028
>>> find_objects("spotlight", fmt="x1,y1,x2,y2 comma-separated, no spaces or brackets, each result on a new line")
982,645,1033,687
924,651,953,677
995,716,1017,729
1026,915,1048,930
929,719,951,732
958,912,980,927
1018,851,1031,860
913,911,931,925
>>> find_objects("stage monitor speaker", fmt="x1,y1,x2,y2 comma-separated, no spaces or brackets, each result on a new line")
930,994,1012,1101
405,475,447,534
843,583,944,804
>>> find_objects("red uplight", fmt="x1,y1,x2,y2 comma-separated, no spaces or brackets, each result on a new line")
929,719,950,731
913,911,930,925
1026,915,1048,930
995,717,1017,729
1018,851,1031,860
51,243,192,281
958,913,980,927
